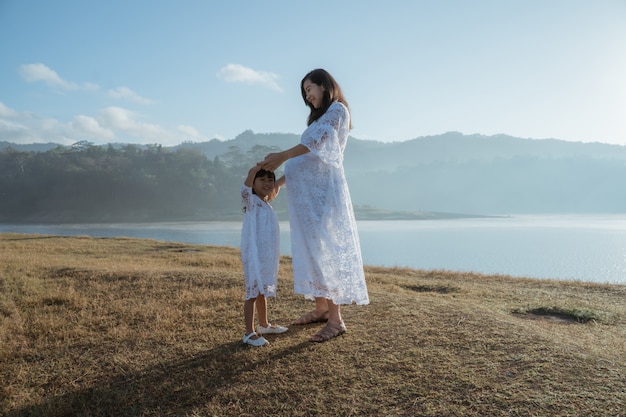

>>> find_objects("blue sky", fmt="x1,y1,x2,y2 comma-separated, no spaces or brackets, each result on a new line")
1,0,625,146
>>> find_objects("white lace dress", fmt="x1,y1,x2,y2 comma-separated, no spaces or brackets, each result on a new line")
284,102,369,305
240,184,280,300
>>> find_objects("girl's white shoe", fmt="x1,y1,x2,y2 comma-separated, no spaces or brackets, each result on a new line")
242,331,269,346
257,323,288,334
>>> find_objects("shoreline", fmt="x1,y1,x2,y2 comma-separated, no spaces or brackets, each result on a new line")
1,231,625,287
0,207,504,224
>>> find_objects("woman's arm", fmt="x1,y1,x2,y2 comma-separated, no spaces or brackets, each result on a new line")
258,143,310,172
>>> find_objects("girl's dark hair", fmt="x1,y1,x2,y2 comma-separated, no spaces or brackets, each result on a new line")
300,68,352,129
254,168,275,182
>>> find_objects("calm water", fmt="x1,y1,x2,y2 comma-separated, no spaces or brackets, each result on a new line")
2,215,625,284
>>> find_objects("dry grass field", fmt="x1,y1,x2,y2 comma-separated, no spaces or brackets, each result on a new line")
1,233,624,416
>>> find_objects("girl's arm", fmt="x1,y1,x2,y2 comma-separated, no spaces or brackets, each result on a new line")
244,165,262,187
269,175,285,201
258,143,309,172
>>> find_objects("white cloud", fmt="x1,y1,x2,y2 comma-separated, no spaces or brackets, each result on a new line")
217,63,283,92
177,124,204,139
0,119,28,137
19,63,79,90
0,113,75,145
108,86,154,105
0,102,19,118
69,115,116,141
97,107,172,143
84,82,100,91
0,105,145,145
18,63,99,91
0,103,185,146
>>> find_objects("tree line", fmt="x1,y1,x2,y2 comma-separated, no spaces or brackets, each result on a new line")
3,132,625,222
0,141,286,223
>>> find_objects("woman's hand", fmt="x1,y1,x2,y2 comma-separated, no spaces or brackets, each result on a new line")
258,152,286,172
257,144,310,172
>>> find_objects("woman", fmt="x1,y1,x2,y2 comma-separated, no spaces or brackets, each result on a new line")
259,68,369,343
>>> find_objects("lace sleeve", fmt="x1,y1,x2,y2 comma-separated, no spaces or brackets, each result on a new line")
301,102,350,167
241,184,253,211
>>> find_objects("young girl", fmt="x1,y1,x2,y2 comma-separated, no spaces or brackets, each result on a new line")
240,165,288,346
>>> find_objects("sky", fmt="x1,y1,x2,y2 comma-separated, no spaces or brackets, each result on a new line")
1,0,625,147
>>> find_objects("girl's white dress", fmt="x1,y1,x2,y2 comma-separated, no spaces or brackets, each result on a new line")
240,184,280,300
284,102,369,305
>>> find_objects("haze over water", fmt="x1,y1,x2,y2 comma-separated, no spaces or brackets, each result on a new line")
2,214,624,285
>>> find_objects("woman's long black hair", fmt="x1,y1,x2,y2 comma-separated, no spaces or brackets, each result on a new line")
300,68,352,129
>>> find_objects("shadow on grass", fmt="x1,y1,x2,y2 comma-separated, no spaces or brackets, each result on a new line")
402,284,459,294
7,339,312,417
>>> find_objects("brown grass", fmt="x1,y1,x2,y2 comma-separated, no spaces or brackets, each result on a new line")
1,233,624,416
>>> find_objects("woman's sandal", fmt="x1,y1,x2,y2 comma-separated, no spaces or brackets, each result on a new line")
310,321,347,343
292,309,329,325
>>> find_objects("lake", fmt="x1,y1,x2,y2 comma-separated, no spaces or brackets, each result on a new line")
1,214,625,284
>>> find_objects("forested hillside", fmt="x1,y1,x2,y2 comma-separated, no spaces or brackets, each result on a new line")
0,141,286,223
1,132,625,223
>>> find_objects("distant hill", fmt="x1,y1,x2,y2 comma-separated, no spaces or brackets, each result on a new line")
343,132,626,214
174,130,298,160
344,132,626,173
172,131,626,214
3,131,626,215
0,141,60,152
175,130,626,174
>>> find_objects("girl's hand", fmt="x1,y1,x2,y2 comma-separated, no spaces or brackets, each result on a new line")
244,165,262,187
272,175,285,199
